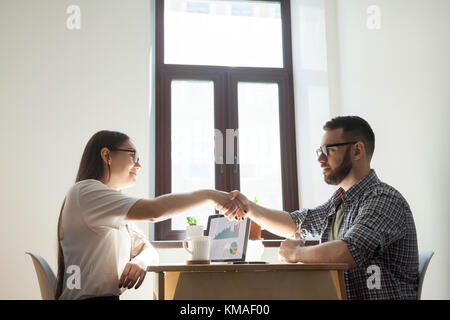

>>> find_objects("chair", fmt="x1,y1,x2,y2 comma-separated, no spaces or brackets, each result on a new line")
25,252,57,300
417,250,434,300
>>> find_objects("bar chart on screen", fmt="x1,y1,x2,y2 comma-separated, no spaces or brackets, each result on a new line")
213,223,240,240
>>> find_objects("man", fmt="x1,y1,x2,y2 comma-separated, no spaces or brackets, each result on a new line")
217,116,419,299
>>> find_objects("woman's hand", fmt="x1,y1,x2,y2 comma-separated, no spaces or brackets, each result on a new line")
216,190,250,221
119,262,146,290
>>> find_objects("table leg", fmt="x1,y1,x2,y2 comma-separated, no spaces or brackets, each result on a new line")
330,270,347,300
153,272,165,300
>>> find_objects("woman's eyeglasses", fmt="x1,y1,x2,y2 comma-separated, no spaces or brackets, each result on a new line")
315,141,357,158
111,148,140,164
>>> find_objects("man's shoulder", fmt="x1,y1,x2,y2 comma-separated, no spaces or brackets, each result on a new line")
361,179,410,208
372,181,403,197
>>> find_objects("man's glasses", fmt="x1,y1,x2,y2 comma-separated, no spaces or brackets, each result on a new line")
315,141,357,158
111,148,140,164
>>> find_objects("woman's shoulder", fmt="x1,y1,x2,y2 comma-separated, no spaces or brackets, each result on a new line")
75,179,104,188
63,179,111,211
66,179,105,196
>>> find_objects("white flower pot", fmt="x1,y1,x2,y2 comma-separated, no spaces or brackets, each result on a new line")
186,224,204,238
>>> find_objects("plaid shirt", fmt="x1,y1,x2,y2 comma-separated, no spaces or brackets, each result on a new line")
289,170,419,299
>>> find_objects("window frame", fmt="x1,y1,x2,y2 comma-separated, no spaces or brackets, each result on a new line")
153,0,299,243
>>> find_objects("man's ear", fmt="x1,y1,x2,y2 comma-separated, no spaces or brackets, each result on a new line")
353,142,365,161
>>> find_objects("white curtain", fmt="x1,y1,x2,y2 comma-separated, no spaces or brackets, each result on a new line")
291,0,340,209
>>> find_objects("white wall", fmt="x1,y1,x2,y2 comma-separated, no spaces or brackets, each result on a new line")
332,0,450,299
0,0,152,299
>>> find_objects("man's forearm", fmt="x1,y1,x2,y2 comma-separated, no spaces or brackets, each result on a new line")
247,202,297,238
295,240,357,268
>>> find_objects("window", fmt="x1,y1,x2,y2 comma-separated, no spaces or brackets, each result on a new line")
237,82,283,211
154,0,299,241
170,80,215,230
164,0,283,67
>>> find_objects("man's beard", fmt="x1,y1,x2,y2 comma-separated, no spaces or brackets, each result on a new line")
324,148,352,185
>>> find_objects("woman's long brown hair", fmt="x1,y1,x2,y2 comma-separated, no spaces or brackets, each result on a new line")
55,130,130,299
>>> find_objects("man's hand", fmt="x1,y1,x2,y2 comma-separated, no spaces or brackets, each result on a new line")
278,239,305,263
119,262,146,290
216,190,250,221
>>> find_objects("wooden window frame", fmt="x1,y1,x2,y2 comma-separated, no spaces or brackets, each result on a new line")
153,0,299,244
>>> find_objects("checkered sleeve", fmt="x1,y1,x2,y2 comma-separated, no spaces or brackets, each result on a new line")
289,200,331,236
342,191,407,267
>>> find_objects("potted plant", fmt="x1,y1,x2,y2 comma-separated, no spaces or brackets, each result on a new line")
186,216,203,238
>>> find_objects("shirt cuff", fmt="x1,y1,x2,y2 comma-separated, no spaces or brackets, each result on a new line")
115,197,141,228
289,209,308,232
342,236,365,268
130,256,147,270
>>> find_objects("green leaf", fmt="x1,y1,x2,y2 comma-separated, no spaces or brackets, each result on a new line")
186,216,197,226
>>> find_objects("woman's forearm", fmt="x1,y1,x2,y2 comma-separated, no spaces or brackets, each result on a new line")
151,190,214,221
127,189,230,221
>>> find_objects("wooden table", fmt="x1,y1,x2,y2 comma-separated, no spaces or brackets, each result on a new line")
147,263,348,300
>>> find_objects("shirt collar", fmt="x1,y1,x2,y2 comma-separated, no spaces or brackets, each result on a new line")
330,169,379,210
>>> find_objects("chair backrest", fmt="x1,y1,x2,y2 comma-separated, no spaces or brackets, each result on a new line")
417,250,434,300
25,252,57,300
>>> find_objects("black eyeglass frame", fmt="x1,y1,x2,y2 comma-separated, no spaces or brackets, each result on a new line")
111,148,140,164
315,141,357,158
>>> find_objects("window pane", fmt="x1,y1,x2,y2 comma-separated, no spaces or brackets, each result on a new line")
237,82,283,216
165,0,283,68
171,80,215,230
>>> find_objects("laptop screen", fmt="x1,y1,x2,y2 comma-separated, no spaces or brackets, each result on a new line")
206,214,250,262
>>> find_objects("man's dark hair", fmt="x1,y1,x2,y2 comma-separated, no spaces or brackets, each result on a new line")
323,116,375,158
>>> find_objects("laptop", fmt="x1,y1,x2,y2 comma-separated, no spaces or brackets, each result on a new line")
206,214,251,263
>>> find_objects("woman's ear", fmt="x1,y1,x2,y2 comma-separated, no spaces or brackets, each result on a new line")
100,147,111,164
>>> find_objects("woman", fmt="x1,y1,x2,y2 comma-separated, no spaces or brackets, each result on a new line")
56,130,230,300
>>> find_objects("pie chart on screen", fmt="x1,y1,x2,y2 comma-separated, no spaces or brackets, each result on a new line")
229,242,238,255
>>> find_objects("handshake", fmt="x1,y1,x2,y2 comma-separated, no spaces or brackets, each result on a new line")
213,190,251,221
